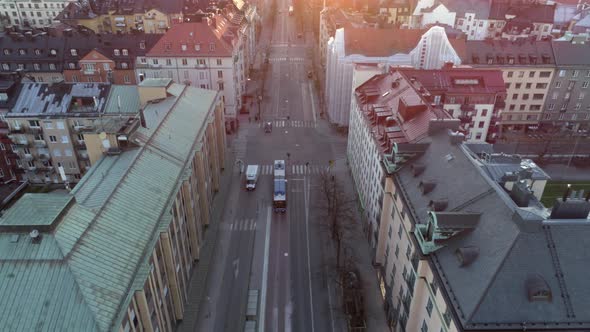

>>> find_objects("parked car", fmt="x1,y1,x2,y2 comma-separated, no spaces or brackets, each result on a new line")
264,122,272,133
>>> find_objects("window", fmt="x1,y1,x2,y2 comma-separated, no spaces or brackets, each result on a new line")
529,105,541,111
199,72,205,80
579,92,586,100
28,120,40,127
518,71,525,78
443,306,452,326
209,43,216,51
218,83,224,90
166,59,172,65
64,148,72,156
182,59,188,65
478,121,484,128
395,245,399,257
388,225,392,238
406,244,411,259
552,92,558,100
218,70,223,78
573,70,579,77
72,75,79,82
529,71,535,78
583,82,589,89
526,83,532,89
515,83,521,89
426,298,433,316
34,63,40,71
512,94,518,100
216,59,222,65
124,75,131,83
121,62,128,69
507,71,513,78
114,49,120,56
522,94,529,100
540,71,551,78
140,58,147,64
575,103,581,110
505,83,510,89
398,224,403,238
61,135,69,143
103,63,110,70
183,70,189,79
431,279,438,296
1,64,8,71
140,42,146,49
19,48,25,55
548,103,555,110
77,134,84,141
49,135,57,142
195,44,201,51
519,105,526,111
565,92,571,99
421,320,428,332
122,49,128,56
152,59,158,65
57,121,64,129
559,70,566,77
49,63,56,70
17,64,25,70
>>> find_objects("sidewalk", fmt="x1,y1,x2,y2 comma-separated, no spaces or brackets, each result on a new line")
176,147,237,332
321,160,389,332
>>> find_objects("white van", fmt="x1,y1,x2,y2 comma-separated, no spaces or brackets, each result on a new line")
246,165,260,190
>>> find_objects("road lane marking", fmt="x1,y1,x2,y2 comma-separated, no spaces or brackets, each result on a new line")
304,176,316,332
259,206,272,332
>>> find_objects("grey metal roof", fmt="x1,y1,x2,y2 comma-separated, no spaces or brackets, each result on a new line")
103,86,140,114
482,159,551,182
138,78,172,87
440,0,491,19
397,129,590,329
551,40,590,66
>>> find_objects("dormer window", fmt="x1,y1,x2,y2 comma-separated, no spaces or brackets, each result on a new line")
122,49,128,56
121,62,128,69
1,64,9,71
70,49,77,56
19,49,26,55
49,63,56,70
114,49,120,56
195,44,201,51
68,62,75,69
209,43,215,51
50,49,57,56
164,42,172,50
181,44,187,51
17,64,24,70
33,63,40,71
34,49,41,55
3,49,10,55
139,41,146,49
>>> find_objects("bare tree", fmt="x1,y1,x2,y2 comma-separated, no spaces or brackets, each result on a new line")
316,170,357,270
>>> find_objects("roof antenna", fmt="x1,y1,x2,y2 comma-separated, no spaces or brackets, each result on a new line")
563,184,571,202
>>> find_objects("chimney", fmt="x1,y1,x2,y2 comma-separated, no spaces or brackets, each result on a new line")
30,229,42,244
449,130,465,144
563,184,571,202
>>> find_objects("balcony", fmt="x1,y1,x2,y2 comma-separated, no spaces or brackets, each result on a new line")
33,140,47,148
37,153,50,161
150,63,162,68
78,151,89,160
72,124,95,132
11,137,30,146
10,126,24,133
23,153,34,161
195,63,207,69
74,140,87,149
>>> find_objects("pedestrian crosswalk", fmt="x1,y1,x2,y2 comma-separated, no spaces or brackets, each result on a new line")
227,218,257,231
258,164,327,175
269,57,305,63
258,120,317,128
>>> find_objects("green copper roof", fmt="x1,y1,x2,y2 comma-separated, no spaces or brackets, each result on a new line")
0,193,73,228
103,86,140,114
0,85,220,332
138,78,172,87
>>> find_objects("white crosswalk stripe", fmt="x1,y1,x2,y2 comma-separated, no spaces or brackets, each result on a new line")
255,164,327,176
228,218,257,231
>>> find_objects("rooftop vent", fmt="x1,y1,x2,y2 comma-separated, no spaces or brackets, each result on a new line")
429,199,448,212
449,131,464,145
419,180,436,194
411,163,425,177
525,274,552,302
510,180,533,207
550,188,590,219
30,229,42,244
455,246,479,267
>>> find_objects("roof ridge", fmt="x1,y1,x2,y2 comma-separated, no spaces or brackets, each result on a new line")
466,231,521,323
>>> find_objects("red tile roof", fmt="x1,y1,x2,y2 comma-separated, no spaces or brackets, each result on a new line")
397,68,506,95
355,70,451,147
344,28,425,57
146,21,234,57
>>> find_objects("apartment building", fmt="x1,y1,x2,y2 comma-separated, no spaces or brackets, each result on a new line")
326,26,464,126
372,125,589,332
139,19,246,131
347,68,455,249
5,83,139,184
0,28,161,84
0,0,72,27
0,79,226,332
542,40,590,132
462,39,556,135
397,67,506,141
378,0,413,27
55,0,183,34
488,0,556,41
0,81,24,183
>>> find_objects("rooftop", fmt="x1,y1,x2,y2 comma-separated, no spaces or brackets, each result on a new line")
146,20,235,57
489,0,556,23
0,83,220,331
344,27,425,56
391,128,590,330
551,40,590,66
462,39,555,66
397,67,506,95
0,193,72,229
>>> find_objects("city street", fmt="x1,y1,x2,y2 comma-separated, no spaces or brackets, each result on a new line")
193,0,350,331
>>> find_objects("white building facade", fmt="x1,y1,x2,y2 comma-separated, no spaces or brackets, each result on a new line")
0,0,73,27
325,26,462,126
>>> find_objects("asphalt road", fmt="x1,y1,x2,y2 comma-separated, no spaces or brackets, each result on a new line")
203,0,347,330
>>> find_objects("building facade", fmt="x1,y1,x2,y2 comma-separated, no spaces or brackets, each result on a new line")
0,0,72,27
542,40,590,132
5,83,139,184
0,79,226,332
325,26,463,126
462,40,556,135
139,19,246,131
